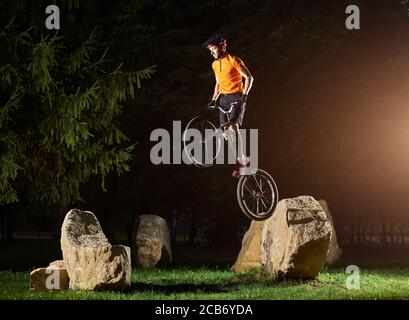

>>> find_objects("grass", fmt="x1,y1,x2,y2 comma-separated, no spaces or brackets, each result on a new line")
1,266,409,300
2,240,409,300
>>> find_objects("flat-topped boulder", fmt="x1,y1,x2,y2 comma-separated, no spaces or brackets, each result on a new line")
61,209,131,290
261,196,332,280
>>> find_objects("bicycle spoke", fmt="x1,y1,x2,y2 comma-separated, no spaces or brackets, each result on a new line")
256,198,260,215
243,182,256,198
252,175,263,193
260,197,269,210
251,178,259,193
260,194,271,206
262,184,273,195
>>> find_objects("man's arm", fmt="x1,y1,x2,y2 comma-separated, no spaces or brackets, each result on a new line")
239,65,254,96
211,77,220,101
207,77,220,108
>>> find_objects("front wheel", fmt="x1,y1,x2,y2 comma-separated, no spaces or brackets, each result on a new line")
182,115,221,167
236,169,279,221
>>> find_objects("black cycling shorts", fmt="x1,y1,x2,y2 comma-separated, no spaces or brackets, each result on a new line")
218,93,246,127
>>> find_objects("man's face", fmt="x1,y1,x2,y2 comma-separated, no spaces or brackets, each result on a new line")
208,45,222,59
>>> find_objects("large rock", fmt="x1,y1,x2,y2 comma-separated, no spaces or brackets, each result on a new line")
49,260,66,268
231,221,264,272
319,199,342,265
29,263,69,291
133,215,172,268
261,196,332,280
61,209,131,291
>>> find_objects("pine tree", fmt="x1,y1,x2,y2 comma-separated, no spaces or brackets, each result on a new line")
0,17,155,209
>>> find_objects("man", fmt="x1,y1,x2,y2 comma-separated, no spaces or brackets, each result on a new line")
204,35,254,176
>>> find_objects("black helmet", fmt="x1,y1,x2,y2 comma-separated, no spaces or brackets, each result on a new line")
203,35,227,51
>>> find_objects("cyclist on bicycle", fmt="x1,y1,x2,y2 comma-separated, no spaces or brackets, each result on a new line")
204,35,254,176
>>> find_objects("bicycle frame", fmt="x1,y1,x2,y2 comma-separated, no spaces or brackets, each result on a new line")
209,102,238,131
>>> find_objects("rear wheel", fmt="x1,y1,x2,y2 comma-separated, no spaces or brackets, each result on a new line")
236,169,279,221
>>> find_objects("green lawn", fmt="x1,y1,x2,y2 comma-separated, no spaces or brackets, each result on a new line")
1,266,409,300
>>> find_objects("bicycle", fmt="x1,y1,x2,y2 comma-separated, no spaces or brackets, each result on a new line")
182,101,279,221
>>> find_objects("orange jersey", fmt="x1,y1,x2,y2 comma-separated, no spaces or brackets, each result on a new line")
212,53,245,94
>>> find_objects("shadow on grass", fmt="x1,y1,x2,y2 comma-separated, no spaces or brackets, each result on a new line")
129,282,234,294
125,268,279,295
125,277,324,295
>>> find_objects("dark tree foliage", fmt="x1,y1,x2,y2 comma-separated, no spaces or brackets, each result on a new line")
0,15,155,208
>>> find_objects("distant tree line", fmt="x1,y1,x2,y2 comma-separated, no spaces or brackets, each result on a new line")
2,0,409,253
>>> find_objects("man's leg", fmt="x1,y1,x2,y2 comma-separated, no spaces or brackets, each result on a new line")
225,122,249,176
224,122,236,159
230,122,247,164
229,95,247,163
225,122,247,167
224,94,248,168
219,97,230,141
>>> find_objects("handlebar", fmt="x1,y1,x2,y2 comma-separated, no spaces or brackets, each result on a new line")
207,102,240,131
208,102,238,114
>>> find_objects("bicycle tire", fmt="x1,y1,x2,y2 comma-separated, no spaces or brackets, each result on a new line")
182,115,222,167
236,168,279,221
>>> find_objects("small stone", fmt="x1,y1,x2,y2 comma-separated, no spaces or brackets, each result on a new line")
29,266,69,291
